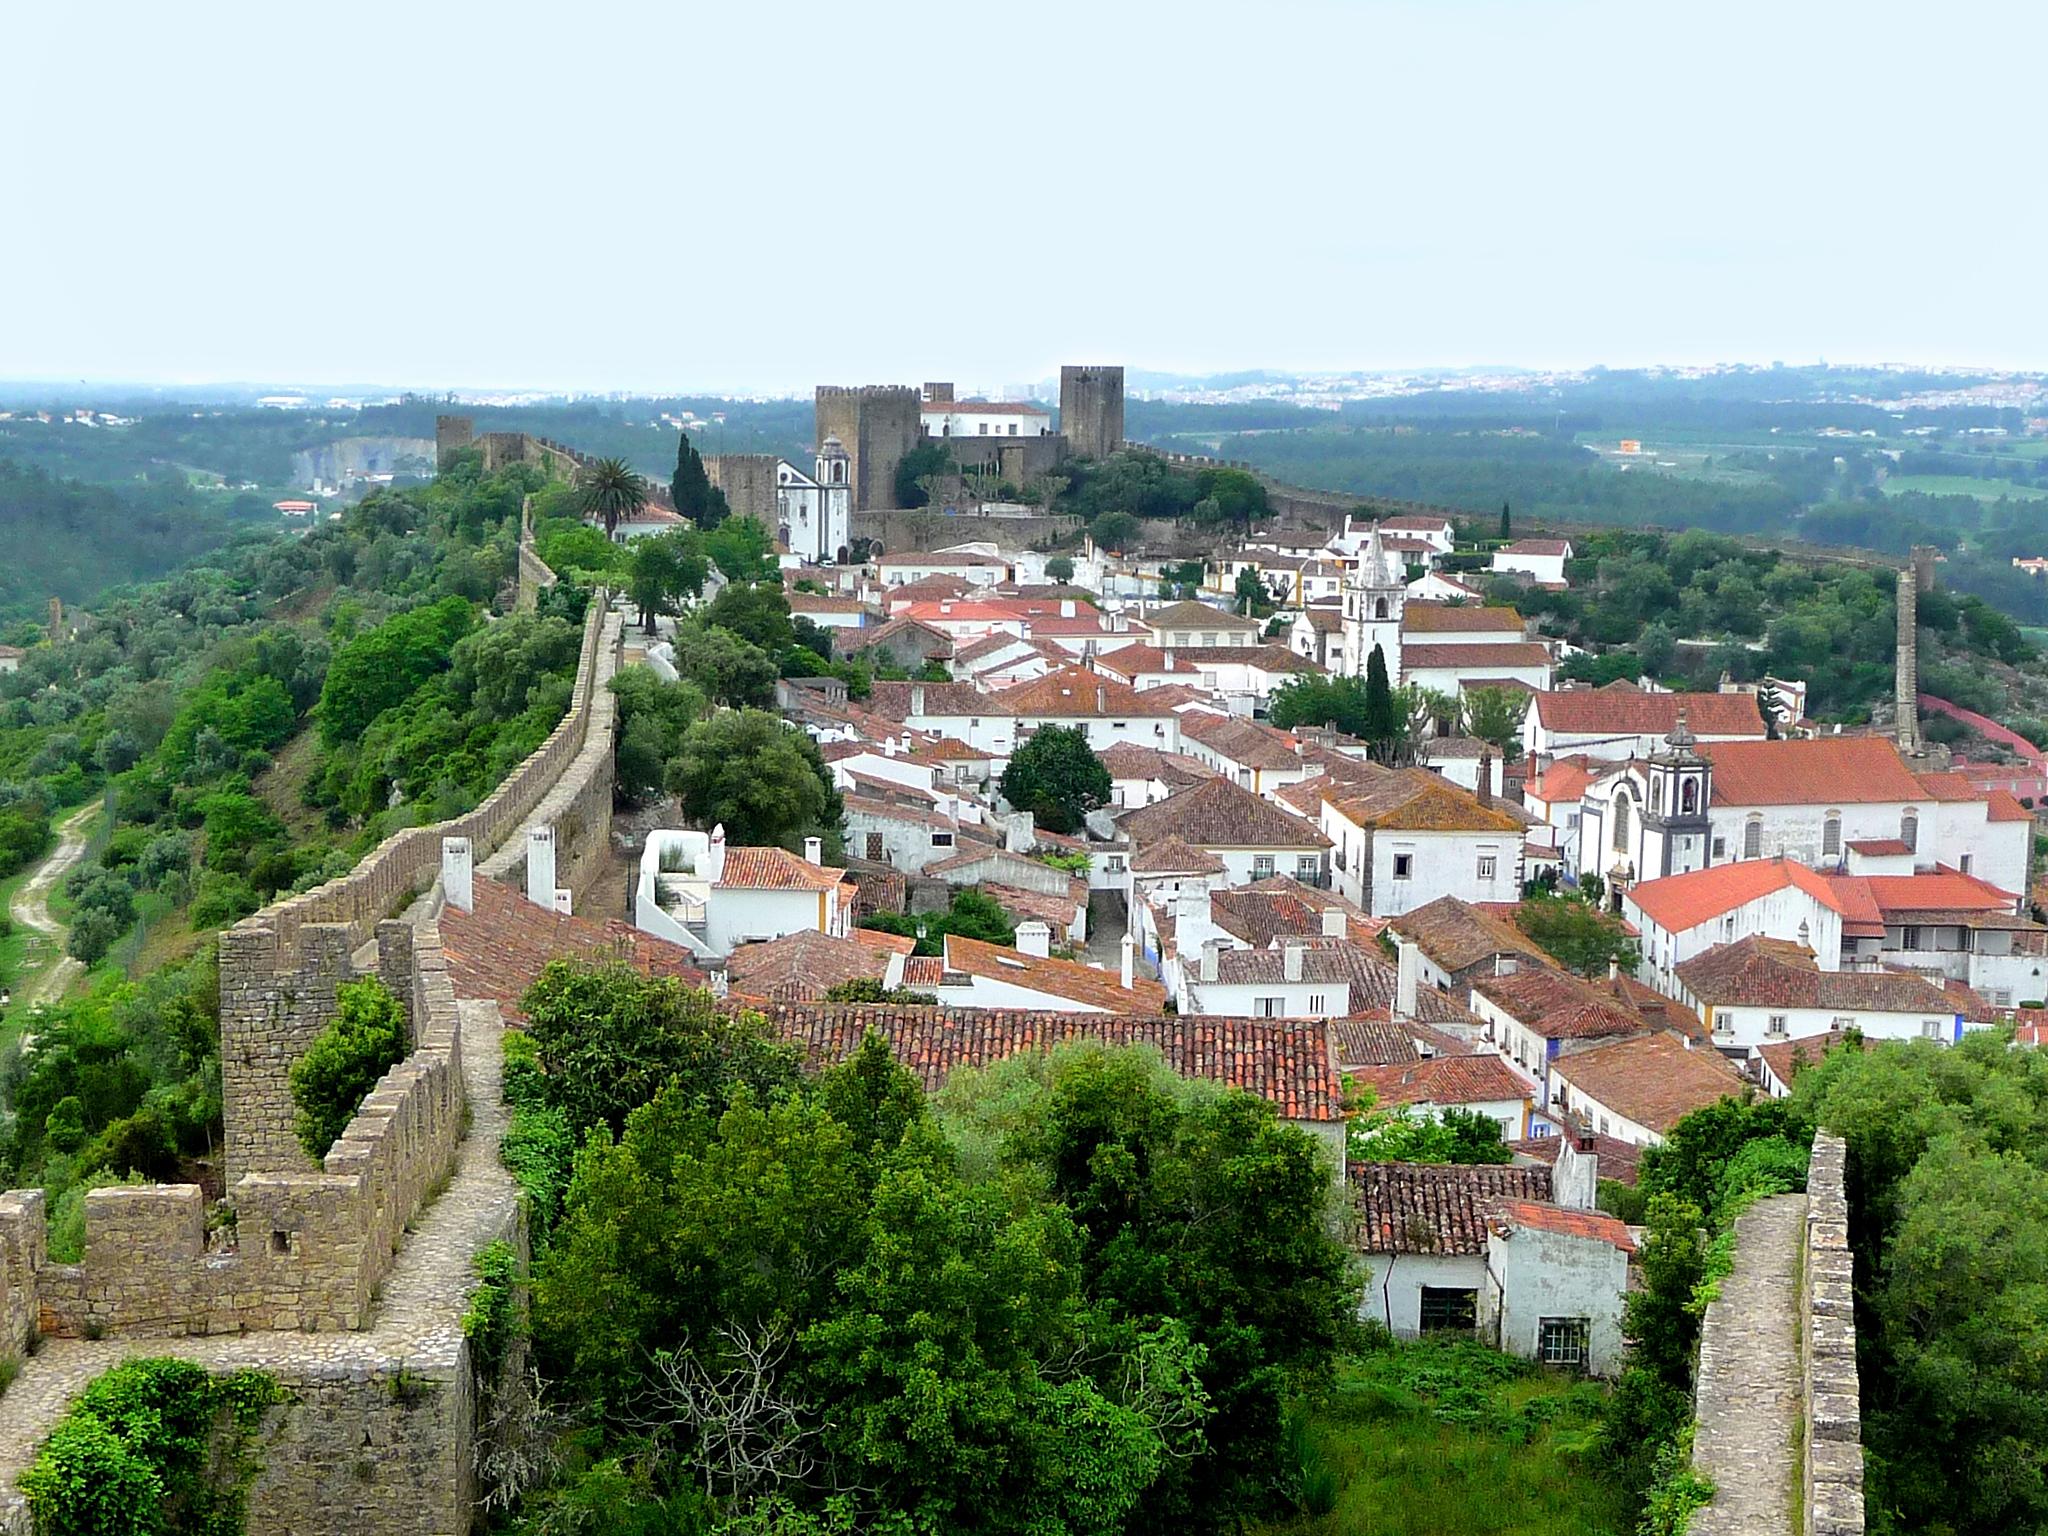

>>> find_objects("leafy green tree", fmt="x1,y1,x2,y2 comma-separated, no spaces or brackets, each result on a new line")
861,889,1017,955
520,962,800,1140
1516,892,1641,977
1192,467,1268,533
1269,673,1371,737
289,977,408,1160
66,909,122,966
671,623,778,708
1089,510,1139,552
1234,567,1269,616
1462,685,1527,761
579,457,649,540
1348,1091,1512,1164
1045,556,1075,584
449,612,581,723
704,517,779,584
665,708,838,849
1364,645,1398,759
1636,620,1676,678
702,582,795,653
611,670,707,801
999,725,1110,834
627,528,708,631
316,596,474,747
893,441,955,509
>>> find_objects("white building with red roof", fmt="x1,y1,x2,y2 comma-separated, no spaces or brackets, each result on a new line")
634,825,854,959
1525,683,1766,764
877,546,1010,589
1490,538,1575,585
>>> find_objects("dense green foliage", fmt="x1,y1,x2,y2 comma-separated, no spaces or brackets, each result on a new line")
664,709,840,851
287,977,408,1160
0,460,279,618
860,889,1017,955
1515,892,1641,978
1345,1091,1512,1165
1256,1339,1633,1536
505,992,1353,1536
999,724,1111,834
20,1356,285,1536
1,948,223,1258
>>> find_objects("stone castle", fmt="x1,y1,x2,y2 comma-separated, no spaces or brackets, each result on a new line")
0,538,626,1532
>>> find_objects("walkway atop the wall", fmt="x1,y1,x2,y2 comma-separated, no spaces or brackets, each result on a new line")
0,999,517,1530
1691,1192,1807,1536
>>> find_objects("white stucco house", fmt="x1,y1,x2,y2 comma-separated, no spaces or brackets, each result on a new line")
634,826,854,959
1317,770,1527,917
1490,538,1573,585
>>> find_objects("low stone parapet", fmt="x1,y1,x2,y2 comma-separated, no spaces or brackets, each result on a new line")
1803,1131,1864,1536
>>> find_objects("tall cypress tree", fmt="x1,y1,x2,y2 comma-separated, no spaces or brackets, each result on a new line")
1499,500,1512,541
672,432,713,524
1364,644,1398,761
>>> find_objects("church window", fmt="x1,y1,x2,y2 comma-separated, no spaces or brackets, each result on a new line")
1374,597,1389,620
1744,817,1763,859
1681,777,1699,815
1901,810,1918,852
1823,814,1841,857
1612,794,1632,853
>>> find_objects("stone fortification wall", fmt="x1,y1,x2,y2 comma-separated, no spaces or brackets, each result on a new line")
222,599,619,1183
514,495,558,614
0,1192,44,1363
1801,1132,1864,1536
705,452,784,527
37,917,466,1338
1059,365,1125,461
816,385,920,512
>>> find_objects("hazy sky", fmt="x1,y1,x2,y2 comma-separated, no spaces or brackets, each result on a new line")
6,0,2042,394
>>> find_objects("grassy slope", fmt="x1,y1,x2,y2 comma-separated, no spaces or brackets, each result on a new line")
1259,1342,1632,1536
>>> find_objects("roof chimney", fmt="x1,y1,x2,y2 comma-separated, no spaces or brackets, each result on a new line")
1608,957,1620,982
707,824,728,885
1200,939,1220,983
804,836,824,865
1015,920,1051,958
442,836,473,914
1097,686,1107,712
910,684,926,716
1006,810,1034,852
1121,930,1136,989
1321,906,1347,939
526,824,557,912
1396,938,1420,1021
1164,651,1175,671
1476,750,1493,807
1283,941,1305,982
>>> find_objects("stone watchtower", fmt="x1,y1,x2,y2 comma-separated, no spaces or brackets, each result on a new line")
434,415,475,471
814,385,921,512
1059,365,1126,460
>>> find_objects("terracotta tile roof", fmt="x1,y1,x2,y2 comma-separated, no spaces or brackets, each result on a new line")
1352,1162,1553,1255
1676,936,1964,1015
1846,838,1912,856
1203,938,1394,989
1325,770,1526,835
1400,642,1553,671
1551,1033,1747,1135
1490,1198,1635,1252
1508,1133,1643,1186
868,679,996,718
1001,664,1175,719
1752,1029,1873,1090
1626,857,1842,934
1136,599,1261,632
979,882,1086,930
910,735,989,762
717,846,849,891
1329,1015,1468,1067
837,617,953,657
1380,515,1455,533
1140,683,1215,709
1180,711,1307,770
726,928,910,1002
1099,743,1216,785
1699,736,1924,806
1910,771,1991,803
1531,684,1765,739
1129,837,1227,874
880,549,1011,568
440,877,706,1022
1094,642,1321,679
1501,539,1574,556
1352,1053,1532,1112
1390,896,1546,976
757,1003,1345,1119
1471,965,1651,1041
787,592,870,615
1120,775,1332,851
1402,602,1525,634
944,933,1168,1013
951,632,1033,665
1211,878,1381,949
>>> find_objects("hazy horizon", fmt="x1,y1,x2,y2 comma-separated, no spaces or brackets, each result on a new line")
7,0,2044,393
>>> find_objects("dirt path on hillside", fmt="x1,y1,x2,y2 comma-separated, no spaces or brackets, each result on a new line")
9,802,98,1010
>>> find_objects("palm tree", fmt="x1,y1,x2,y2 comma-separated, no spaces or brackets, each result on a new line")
579,457,648,540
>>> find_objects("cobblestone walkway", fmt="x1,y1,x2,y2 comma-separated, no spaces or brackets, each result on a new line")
0,1000,516,1527
1692,1192,1807,1536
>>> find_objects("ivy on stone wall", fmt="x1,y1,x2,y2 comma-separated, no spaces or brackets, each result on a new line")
288,976,408,1161
463,1240,523,1382
20,1357,285,1536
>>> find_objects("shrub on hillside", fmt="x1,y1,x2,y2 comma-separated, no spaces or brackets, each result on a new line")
289,977,408,1160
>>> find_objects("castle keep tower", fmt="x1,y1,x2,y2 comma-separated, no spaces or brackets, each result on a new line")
1059,364,1126,460
814,385,921,512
